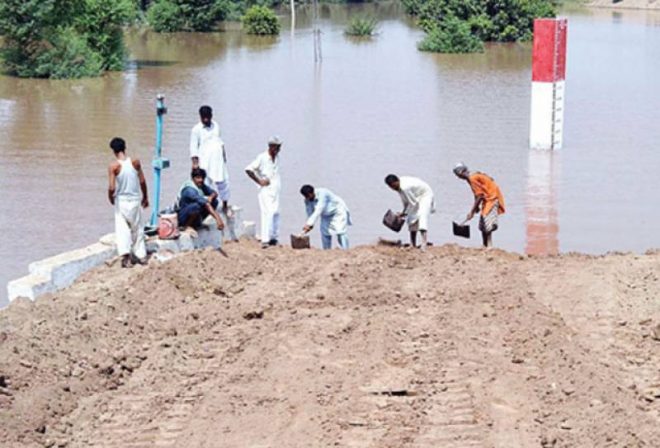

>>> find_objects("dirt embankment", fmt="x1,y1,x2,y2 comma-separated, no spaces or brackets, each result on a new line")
0,242,659,447
588,0,660,10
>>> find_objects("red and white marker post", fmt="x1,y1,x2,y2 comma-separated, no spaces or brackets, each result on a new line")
530,18,567,150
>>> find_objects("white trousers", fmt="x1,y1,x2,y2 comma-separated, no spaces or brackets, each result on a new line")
115,198,146,258
258,189,280,243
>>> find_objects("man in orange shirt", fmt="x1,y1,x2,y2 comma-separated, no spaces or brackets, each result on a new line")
453,163,505,248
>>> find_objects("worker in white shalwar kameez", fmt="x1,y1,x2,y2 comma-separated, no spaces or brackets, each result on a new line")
199,136,231,216
300,185,351,250
107,138,149,268
385,174,435,251
190,105,232,214
245,137,282,248
189,105,220,168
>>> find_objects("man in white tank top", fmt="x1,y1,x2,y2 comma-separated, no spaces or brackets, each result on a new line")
107,138,149,268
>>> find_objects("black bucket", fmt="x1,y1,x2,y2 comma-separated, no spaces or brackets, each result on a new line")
452,221,470,239
383,209,405,233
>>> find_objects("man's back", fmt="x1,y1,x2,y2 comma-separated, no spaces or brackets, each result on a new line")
114,158,141,201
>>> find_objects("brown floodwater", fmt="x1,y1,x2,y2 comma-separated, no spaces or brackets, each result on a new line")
1,3,660,305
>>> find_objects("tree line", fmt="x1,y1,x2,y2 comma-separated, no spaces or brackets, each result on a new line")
0,0,281,79
0,0,557,79
405,0,557,53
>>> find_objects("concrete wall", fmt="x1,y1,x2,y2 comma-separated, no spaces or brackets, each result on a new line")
7,207,255,302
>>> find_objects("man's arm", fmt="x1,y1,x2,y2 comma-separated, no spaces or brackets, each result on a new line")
399,193,410,217
201,184,218,204
205,203,224,230
305,195,326,228
245,169,269,187
107,163,117,205
133,159,149,208
467,196,483,221
245,156,269,187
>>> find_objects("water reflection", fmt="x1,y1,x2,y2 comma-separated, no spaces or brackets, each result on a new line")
525,150,559,255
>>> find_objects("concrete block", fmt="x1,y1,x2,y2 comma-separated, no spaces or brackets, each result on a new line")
7,273,54,301
242,221,257,239
29,242,116,291
179,232,196,251
99,233,116,247
220,206,243,241
146,237,180,254
195,217,223,250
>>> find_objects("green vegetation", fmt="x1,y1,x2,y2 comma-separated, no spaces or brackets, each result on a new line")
242,5,281,35
418,16,483,53
403,0,557,53
0,0,136,78
345,17,378,37
146,0,230,32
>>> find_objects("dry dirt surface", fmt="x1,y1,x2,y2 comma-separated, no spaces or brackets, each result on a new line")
1,242,659,448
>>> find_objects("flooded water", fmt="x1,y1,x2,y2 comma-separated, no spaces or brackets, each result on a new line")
1,2,660,306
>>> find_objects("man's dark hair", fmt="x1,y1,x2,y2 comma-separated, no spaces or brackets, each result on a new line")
385,174,399,186
191,168,207,179
199,105,212,119
300,184,314,197
110,137,126,154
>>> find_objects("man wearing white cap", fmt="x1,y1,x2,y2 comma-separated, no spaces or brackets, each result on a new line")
245,137,282,248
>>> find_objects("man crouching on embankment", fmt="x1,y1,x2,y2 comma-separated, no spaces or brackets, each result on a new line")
176,168,225,234
107,137,149,268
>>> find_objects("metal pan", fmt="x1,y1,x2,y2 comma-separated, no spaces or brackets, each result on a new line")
383,209,405,233
452,221,470,239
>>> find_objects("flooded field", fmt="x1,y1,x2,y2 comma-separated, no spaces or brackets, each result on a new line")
1,3,659,305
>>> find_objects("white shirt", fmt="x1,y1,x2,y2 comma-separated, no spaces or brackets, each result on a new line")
115,158,141,201
246,150,281,193
199,136,228,183
398,176,433,212
305,188,346,226
190,120,220,159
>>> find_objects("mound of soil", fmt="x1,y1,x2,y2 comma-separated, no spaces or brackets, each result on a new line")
1,242,659,447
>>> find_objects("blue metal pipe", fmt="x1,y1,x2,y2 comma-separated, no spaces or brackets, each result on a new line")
150,95,169,227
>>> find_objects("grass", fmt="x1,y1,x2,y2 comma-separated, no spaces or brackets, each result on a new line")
344,16,377,37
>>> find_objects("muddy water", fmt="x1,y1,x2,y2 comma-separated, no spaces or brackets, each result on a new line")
1,3,660,306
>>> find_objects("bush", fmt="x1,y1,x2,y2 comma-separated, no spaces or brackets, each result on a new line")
146,0,229,32
147,0,187,31
242,5,280,35
418,16,484,53
81,0,137,70
0,0,136,78
31,28,105,79
406,0,556,52
345,17,378,37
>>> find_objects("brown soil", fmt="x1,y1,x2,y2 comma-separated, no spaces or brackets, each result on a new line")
1,242,659,447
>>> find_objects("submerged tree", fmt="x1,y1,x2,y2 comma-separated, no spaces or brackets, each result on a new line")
242,5,280,35
418,15,484,53
0,0,136,79
146,0,230,32
403,0,556,53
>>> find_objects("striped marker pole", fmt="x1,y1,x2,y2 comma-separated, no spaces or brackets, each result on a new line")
530,18,567,150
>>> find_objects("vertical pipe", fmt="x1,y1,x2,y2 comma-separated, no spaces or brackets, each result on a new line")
151,95,165,227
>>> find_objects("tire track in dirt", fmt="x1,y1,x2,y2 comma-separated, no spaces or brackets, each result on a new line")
413,354,486,448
